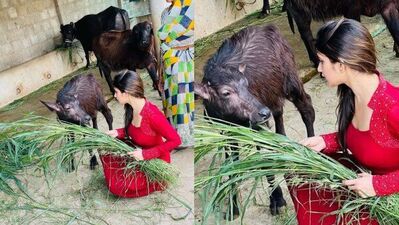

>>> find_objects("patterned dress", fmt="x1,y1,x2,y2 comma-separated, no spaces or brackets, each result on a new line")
158,0,194,147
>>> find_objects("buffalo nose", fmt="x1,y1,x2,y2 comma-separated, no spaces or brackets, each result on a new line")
84,115,91,122
258,108,271,120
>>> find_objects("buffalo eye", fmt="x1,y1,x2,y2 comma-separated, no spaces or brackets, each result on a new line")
222,91,231,97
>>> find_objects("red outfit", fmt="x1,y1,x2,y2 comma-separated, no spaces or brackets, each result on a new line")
100,101,181,198
291,74,399,224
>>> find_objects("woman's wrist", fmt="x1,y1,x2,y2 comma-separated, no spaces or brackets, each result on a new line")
127,148,144,160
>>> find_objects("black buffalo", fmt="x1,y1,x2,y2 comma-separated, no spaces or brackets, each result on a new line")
195,24,315,218
92,21,160,96
284,0,399,66
60,6,130,68
41,74,113,171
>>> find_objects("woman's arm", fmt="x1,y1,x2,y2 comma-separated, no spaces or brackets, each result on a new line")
387,105,399,139
300,133,340,153
105,129,125,140
373,106,399,196
373,170,399,196
320,132,340,154
115,128,126,140
141,108,182,160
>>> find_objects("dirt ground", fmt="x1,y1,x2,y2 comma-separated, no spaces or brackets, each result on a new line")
194,8,399,225
0,67,194,225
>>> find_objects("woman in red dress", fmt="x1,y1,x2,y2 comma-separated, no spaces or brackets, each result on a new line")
292,18,399,224
101,70,181,198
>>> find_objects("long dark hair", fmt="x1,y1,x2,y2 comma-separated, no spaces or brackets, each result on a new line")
113,70,145,137
315,18,377,152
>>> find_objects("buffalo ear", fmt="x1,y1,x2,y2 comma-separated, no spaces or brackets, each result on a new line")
69,22,73,26
40,100,61,112
194,83,210,100
238,64,246,74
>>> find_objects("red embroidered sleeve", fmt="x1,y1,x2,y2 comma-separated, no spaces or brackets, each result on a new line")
387,105,399,140
116,128,126,140
141,106,182,160
321,132,340,154
373,106,399,196
373,170,399,196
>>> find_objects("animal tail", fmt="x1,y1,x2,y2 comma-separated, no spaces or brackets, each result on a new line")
284,0,295,34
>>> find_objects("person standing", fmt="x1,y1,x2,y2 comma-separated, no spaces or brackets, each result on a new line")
158,0,194,149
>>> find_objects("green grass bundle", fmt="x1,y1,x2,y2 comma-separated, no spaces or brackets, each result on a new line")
0,115,178,197
0,137,42,197
195,117,399,224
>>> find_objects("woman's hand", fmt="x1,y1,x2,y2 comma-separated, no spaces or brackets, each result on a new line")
106,130,118,138
299,136,326,152
128,149,144,161
342,173,376,198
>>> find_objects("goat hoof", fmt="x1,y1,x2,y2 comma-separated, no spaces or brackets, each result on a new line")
270,205,279,216
89,164,97,170
65,158,76,172
223,211,239,221
277,198,287,208
258,11,269,19
270,197,287,215
89,157,99,170
66,164,75,173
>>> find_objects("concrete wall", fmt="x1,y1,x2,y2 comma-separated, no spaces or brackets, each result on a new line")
56,0,118,26
0,0,61,72
0,0,152,108
0,50,87,108
0,0,123,73
121,0,150,19
195,0,275,40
